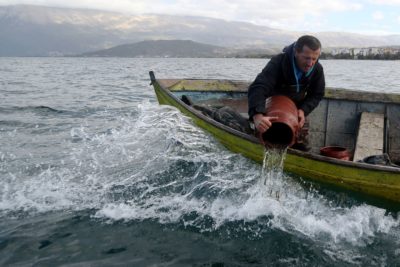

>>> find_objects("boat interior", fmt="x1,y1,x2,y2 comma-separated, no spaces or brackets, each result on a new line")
158,79,400,167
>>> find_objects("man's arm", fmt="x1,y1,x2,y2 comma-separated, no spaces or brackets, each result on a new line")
248,56,280,120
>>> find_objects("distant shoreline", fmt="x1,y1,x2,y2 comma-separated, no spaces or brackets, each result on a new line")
0,55,399,60
235,53,400,60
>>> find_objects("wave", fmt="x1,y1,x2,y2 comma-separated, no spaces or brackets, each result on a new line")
0,100,399,255
0,105,65,114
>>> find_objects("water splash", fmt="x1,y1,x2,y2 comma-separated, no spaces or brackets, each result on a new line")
260,147,288,199
1,57,400,265
1,99,399,252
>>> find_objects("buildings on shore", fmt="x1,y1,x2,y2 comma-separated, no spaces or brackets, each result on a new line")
327,47,400,59
240,46,400,60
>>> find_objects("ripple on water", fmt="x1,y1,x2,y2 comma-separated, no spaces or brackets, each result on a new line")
1,58,400,266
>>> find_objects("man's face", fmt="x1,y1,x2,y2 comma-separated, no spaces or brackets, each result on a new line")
295,45,321,73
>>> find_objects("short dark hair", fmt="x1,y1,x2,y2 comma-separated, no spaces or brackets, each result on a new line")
295,35,321,52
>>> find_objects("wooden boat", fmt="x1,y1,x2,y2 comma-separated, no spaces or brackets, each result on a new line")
149,71,400,206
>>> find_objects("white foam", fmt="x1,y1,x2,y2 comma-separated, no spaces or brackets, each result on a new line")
92,103,400,245
1,100,399,248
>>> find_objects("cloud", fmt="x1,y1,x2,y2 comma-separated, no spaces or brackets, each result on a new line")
1,0,399,34
372,11,384,20
127,0,364,31
369,0,400,5
0,0,146,12
0,0,363,25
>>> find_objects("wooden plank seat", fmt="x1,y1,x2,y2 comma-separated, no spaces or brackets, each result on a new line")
353,112,385,162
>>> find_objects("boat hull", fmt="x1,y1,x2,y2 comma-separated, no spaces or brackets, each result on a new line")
150,72,400,205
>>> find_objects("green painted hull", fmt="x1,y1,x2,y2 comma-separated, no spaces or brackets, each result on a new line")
150,73,400,205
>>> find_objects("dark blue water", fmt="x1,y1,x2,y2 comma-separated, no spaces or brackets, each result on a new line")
1,57,400,266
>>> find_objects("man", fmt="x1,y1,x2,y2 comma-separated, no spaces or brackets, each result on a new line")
248,35,325,150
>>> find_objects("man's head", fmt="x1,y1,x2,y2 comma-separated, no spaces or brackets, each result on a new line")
294,35,321,73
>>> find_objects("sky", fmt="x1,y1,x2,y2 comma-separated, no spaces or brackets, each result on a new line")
1,0,400,35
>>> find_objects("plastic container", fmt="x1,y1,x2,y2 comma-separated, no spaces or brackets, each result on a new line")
260,95,299,148
320,146,350,160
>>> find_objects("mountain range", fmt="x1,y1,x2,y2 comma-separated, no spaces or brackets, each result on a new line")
1,4,400,57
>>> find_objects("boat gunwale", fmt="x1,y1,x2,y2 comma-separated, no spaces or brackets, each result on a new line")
153,75,400,174
157,78,400,104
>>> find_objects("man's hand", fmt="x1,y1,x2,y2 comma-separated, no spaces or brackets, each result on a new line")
253,113,278,134
298,109,305,128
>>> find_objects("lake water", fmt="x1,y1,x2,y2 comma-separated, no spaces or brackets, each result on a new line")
1,57,400,266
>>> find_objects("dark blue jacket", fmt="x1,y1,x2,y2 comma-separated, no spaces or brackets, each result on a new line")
248,42,325,119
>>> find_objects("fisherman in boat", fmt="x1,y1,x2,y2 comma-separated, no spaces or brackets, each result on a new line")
248,35,325,151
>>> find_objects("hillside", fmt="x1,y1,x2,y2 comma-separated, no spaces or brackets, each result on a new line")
1,5,400,56
80,40,230,58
